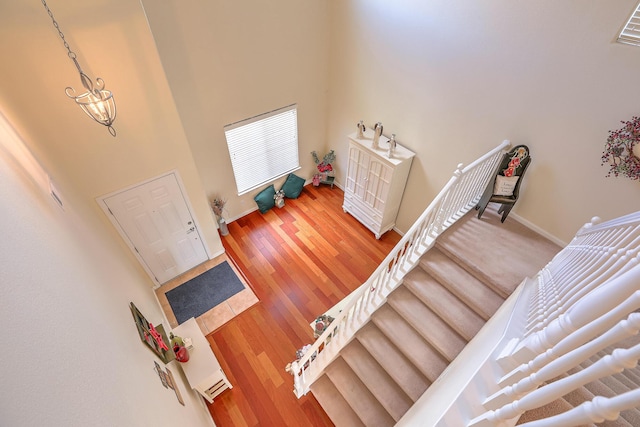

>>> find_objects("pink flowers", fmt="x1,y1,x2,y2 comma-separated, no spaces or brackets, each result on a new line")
317,162,333,173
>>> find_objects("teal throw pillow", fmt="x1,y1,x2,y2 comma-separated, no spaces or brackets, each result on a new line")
281,173,305,199
254,184,276,213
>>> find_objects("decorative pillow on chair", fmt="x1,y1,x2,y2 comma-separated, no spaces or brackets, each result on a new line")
280,173,305,199
493,175,519,196
254,185,276,213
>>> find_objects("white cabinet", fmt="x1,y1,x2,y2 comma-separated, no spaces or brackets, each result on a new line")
172,318,232,403
343,129,415,239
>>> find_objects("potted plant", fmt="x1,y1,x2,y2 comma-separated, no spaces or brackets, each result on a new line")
211,197,229,236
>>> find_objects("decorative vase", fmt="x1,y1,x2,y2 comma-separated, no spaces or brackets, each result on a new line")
218,217,229,236
387,133,397,158
356,120,366,139
173,344,190,363
373,122,383,149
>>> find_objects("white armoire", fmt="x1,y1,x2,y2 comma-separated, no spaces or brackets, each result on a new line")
342,129,415,239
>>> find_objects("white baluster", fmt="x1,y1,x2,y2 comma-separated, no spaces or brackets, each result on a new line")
511,265,640,363
487,312,640,408
472,344,640,426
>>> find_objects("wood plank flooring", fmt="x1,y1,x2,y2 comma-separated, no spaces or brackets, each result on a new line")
206,184,401,426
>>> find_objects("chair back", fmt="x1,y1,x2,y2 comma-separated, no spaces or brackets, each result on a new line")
498,145,530,178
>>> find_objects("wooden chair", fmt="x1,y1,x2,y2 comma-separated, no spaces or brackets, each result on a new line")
476,145,531,223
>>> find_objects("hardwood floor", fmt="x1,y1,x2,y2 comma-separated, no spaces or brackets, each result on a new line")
205,184,401,426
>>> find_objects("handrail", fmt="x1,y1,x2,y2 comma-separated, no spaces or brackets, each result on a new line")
289,139,511,397
470,212,640,427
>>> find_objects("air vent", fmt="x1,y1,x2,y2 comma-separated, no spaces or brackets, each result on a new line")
49,179,64,210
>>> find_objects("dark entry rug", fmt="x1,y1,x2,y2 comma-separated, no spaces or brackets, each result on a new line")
166,261,245,324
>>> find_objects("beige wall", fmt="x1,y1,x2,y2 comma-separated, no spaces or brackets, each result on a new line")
0,0,223,284
141,0,330,219
3,0,640,423
0,112,214,426
326,0,640,243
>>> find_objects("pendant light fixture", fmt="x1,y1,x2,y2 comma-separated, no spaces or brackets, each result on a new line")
41,0,117,136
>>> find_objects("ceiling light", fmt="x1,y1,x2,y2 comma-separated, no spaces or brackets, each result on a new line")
41,0,117,136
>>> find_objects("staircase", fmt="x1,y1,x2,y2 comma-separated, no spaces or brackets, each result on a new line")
310,206,562,426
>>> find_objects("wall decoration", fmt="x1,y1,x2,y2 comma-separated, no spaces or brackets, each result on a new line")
154,361,185,406
130,302,175,364
602,115,640,180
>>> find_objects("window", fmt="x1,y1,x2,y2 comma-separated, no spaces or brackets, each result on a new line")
618,2,640,46
224,104,300,195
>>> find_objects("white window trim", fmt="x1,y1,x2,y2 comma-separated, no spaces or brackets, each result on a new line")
224,104,300,195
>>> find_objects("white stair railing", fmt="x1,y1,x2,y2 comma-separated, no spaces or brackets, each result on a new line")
289,139,511,398
524,216,640,341
472,342,640,427
485,312,640,409
467,212,640,427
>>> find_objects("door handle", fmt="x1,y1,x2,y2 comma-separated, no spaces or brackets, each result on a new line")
186,226,195,234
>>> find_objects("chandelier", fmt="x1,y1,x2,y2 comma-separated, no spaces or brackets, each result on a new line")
41,0,117,136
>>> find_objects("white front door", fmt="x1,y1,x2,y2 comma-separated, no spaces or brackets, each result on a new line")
100,172,209,284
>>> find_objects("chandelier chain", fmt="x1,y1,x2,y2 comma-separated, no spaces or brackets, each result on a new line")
40,0,117,136
41,0,77,60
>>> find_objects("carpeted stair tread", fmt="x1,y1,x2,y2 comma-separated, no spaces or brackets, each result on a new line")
580,357,637,395
561,386,632,426
561,359,640,425
356,323,430,402
516,397,575,425
325,357,395,427
621,367,640,385
310,374,365,427
619,407,640,427
436,206,561,298
402,270,486,341
341,339,413,421
387,286,467,361
582,380,640,426
611,372,638,392
418,248,504,320
371,305,448,382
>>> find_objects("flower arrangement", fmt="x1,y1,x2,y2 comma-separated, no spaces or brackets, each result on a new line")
311,150,336,175
313,314,335,338
211,197,226,219
311,150,336,186
602,116,640,180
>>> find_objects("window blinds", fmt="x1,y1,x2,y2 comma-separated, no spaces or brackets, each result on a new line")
224,104,300,195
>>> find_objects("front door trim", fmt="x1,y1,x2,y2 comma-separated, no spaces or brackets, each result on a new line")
96,170,212,287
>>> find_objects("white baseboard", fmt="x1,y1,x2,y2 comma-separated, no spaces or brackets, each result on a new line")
510,212,567,248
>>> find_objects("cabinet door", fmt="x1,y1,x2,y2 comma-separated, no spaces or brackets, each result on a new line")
345,144,369,201
363,158,392,214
